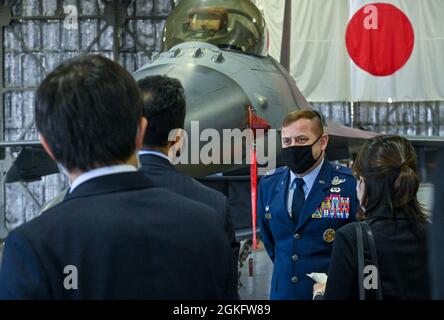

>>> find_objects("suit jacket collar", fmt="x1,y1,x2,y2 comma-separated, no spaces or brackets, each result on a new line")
272,168,294,228
69,164,137,193
272,158,329,195
64,171,154,202
139,153,177,172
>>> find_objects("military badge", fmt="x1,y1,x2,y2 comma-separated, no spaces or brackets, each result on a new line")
311,210,322,219
323,228,335,243
265,205,273,219
331,176,346,186
316,194,350,219
330,187,341,193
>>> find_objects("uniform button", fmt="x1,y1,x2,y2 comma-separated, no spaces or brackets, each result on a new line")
293,233,301,240
292,276,298,283
292,255,299,262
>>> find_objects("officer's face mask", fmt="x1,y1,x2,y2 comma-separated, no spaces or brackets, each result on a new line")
281,135,323,175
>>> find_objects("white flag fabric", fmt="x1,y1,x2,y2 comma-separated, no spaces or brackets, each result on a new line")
253,0,285,63
257,0,444,102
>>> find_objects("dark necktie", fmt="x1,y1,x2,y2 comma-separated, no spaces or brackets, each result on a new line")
291,178,305,224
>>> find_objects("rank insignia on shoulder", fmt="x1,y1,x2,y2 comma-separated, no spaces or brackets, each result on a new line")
265,213,272,220
330,187,341,193
323,228,335,243
332,176,346,186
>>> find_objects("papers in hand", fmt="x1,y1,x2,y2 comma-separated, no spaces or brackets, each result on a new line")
307,273,328,284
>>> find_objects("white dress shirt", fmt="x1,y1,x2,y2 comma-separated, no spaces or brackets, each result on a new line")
69,164,138,193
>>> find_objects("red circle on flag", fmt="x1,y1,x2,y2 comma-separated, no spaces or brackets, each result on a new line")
346,3,414,76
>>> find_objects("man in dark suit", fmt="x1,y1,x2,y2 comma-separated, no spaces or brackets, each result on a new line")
0,55,237,299
136,76,239,278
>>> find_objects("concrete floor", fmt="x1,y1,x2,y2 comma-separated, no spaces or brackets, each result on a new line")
238,247,273,300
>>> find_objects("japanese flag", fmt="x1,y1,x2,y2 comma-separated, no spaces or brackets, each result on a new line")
257,0,444,102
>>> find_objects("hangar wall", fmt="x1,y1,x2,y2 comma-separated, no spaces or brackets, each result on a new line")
0,0,442,233
1,0,172,231
314,101,444,136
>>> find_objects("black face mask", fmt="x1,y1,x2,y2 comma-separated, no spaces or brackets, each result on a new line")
281,135,323,175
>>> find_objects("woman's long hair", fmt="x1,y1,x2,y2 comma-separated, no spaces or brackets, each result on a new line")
352,135,427,227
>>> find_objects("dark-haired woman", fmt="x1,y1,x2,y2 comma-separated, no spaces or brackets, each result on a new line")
313,135,430,300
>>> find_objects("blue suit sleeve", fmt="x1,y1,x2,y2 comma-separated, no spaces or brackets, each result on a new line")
0,231,48,299
257,178,275,263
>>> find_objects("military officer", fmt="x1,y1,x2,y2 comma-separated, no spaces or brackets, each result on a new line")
258,109,359,300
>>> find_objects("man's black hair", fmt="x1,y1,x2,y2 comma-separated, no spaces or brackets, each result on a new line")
137,75,186,148
35,54,143,171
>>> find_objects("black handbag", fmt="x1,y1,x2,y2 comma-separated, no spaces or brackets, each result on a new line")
355,221,383,300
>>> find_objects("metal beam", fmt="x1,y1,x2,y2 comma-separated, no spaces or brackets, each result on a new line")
279,0,292,71
112,0,121,62
0,141,40,148
0,20,8,240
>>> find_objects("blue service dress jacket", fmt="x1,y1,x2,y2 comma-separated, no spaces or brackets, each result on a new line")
258,159,359,300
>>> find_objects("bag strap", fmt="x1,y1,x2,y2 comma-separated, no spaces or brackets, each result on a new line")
361,221,383,300
355,222,366,300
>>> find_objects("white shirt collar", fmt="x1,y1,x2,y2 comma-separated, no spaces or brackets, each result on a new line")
69,164,138,193
139,150,171,163
290,157,325,191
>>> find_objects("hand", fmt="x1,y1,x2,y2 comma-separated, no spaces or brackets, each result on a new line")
313,282,326,296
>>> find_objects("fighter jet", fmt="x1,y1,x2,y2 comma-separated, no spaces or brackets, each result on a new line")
132,0,377,178
131,0,444,250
